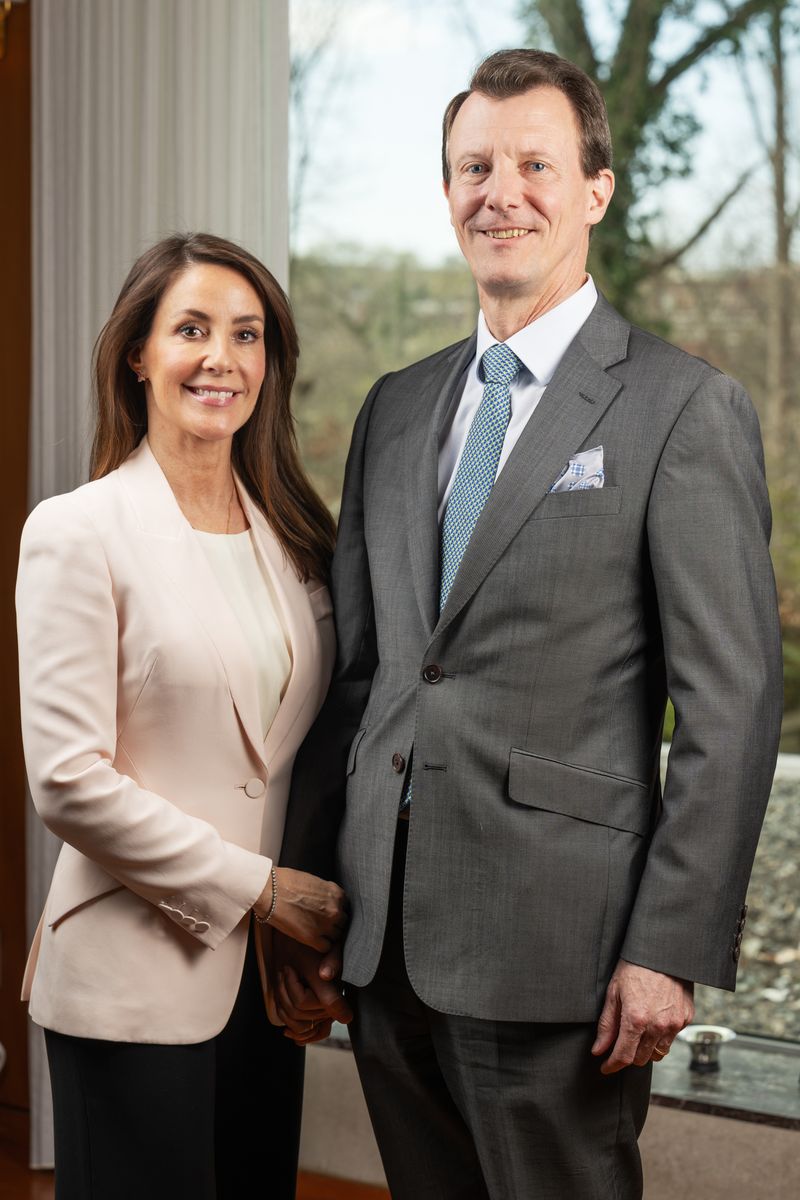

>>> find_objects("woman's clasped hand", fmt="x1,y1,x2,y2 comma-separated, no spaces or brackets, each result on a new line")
255,868,349,952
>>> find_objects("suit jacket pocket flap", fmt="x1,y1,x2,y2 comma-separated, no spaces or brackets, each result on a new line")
534,486,622,519
508,749,651,836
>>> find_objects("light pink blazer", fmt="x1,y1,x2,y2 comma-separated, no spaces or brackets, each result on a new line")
17,438,335,1043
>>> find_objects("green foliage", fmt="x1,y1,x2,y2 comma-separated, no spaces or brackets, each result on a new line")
771,470,800,750
640,263,800,749
633,102,702,189
781,637,800,750
290,248,477,512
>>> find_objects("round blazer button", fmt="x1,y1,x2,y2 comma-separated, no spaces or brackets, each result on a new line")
244,778,265,799
422,664,443,684
194,921,210,934
391,753,406,774
732,945,741,962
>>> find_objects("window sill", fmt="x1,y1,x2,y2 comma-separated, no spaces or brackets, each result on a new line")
323,1027,800,1129
651,1034,800,1130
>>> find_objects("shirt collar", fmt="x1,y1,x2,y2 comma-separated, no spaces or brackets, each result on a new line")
475,276,598,386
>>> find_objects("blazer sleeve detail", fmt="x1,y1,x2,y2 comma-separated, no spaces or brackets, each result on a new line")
620,374,783,989
17,496,270,950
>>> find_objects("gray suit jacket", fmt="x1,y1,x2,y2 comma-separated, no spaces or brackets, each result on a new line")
283,294,783,1022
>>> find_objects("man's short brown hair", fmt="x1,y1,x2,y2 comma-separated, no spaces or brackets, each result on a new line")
442,48,613,183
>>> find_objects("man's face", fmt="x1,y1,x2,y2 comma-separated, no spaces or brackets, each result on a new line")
444,87,613,308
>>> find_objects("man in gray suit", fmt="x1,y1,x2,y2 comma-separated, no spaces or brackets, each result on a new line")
277,48,783,1198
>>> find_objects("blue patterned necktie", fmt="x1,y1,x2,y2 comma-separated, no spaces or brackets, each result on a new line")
439,341,522,611
400,342,521,813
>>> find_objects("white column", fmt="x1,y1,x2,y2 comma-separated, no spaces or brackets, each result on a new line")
27,0,289,1167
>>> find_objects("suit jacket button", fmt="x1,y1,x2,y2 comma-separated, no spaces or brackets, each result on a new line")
244,778,265,798
422,664,443,684
392,753,406,774
732,945,741,962
194,921,210,934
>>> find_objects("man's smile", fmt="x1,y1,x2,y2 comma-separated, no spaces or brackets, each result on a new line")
482,228,532,239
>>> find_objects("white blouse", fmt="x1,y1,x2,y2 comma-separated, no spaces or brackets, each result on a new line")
194,528,292,737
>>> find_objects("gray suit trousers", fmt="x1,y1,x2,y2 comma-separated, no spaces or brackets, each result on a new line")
349,820,652,1200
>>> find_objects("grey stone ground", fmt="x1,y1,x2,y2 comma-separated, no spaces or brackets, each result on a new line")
693,773,800,1040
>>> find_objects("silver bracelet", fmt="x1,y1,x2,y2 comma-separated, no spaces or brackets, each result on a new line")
254,866,277,926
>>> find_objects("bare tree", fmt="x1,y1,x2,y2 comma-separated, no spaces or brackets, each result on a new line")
290,0,352,249
761,3,798,456
734,2,800,731
521,0,780,313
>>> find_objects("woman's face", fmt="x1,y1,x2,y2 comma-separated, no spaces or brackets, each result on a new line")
131,263,267,452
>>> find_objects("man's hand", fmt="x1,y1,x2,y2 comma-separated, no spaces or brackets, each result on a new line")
269,931,353,1045
592,959,694,1074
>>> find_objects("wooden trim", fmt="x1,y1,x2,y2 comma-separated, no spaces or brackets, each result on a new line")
297,1174,390,1200
0,1157,391,1199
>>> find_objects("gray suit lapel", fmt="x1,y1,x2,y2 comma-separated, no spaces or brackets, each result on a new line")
434,299,630,640
404,336,476,636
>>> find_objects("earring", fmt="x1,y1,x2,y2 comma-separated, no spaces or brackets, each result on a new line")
137,373,146,383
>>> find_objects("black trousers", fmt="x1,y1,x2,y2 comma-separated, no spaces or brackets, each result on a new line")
45,925,304,1200
348,819,652,1200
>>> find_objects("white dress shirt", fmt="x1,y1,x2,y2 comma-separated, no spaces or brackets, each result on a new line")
437,276,598,522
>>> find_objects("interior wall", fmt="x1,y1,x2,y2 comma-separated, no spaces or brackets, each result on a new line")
0,0,32,1128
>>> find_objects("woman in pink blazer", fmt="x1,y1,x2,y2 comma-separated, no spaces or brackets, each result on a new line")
17,233,348,1199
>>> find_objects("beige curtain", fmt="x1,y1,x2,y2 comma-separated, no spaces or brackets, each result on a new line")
28,0,289,1166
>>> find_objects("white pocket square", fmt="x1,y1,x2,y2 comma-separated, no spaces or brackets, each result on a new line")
549,445,604,493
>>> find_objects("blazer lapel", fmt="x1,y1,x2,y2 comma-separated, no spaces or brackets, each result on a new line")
237,490,321,766
435,299,630,640
403,336,476,637
117,439,268,767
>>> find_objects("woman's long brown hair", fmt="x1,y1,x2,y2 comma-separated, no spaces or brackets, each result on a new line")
91,232,335,583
